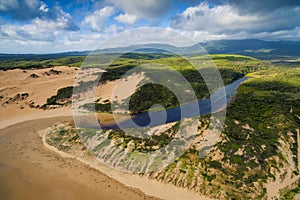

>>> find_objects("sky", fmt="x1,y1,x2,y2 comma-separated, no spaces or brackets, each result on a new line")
0,0,300,53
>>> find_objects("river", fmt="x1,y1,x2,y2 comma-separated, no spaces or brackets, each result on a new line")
101,77,248,129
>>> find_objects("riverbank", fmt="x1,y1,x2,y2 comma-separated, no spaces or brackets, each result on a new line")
41,120,213,200
0,117,159,200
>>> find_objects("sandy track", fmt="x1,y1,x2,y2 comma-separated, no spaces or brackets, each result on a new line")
0,117,159,200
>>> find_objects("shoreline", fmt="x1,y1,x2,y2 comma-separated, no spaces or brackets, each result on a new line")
0,113,212,200
0,108,73,130
41,120,213,200
0,116,159,200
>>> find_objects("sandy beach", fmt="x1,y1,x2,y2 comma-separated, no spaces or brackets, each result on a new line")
0,116,160,200
0,66,211,200
0,66,159,200
2,65,298,199
0,114,213,200
1,63,298,199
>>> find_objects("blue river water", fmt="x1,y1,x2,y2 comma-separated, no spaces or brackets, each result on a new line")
100,77,248,129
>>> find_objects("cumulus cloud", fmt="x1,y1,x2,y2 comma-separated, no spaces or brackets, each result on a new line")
0,17,78,42
0,23,125,53
0,0,48,20
108,0,172,19
171,2,300,35
0,0,19,11
0,0,79,31
114,13,137,25
0,0,44,20
226,0,300,13
45,6,79,31
83,6,115,31
2,0,300,53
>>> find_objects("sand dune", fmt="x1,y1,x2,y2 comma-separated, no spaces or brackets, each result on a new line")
0,66,213,200
0,67,159,200
0,65,143,129
0,66,77,121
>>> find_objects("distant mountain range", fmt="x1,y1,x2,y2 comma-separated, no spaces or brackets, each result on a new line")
1,39,300,60
201,39,300,59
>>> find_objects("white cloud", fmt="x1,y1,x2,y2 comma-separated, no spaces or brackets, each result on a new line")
83,6,115,31
114,13,137,25
1,25,300,54
103,24,124,34
24,0,40,10
0,0,44,20
39,2,48,12
179,27,300,43
171,2,300,35
0,28,105,53
0,15,78,42
0,0,19,11
0,17,125,53
0,4,125,53
2,1,300,53
0,0,79,31
108,0,172,19
224,0,300,14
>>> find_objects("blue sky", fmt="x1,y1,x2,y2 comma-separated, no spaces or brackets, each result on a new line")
1,0,300,53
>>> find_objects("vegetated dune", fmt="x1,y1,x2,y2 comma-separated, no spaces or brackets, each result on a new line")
0,66,128,125
0,66,161,200
1,63,300,199
0,66,78,121
95,72,145,104
0,66,210,200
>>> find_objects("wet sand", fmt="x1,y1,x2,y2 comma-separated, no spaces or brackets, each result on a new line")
0,117,159,200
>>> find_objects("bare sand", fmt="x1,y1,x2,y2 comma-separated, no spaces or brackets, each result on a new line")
5,66,298,200
0,66,130,127
0,67,159,200
266,134,300,200
0,117,159,200
96,72,145,105
0,114,212,200
0,66,77,121
41,122,212,200
0,67,211,200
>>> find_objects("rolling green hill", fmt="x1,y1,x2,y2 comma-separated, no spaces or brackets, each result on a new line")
1,39,300,70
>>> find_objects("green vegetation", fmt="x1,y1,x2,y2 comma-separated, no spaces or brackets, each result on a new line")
80,54,267,114
0,56,85,70
99,65,136,83
0,52,173,70
80,102,112,113
221,67,300,169
42,86,73,108
280,178,300,199
38,53,299,199
45,123,83,152
134,65,298,199
129,83,179,113
210,54,266,82
126,54,266,113
106,122,179,153
1,53,266,114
